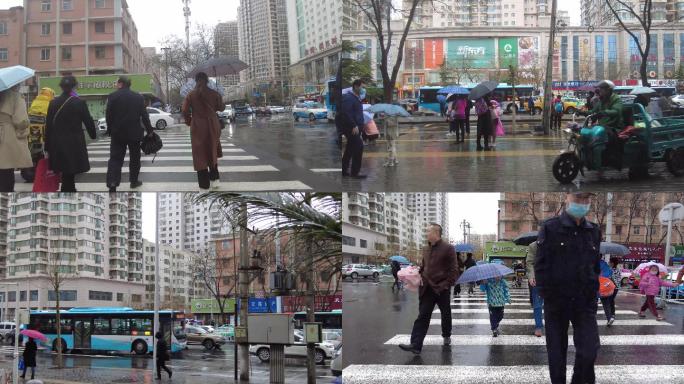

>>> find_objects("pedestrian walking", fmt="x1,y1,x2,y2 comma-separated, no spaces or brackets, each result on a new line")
464,253,477,295
475,96,492,151
446,100,457,137
453,97,467,143
535,192,601,384
519,97,525,113
527,241,544,337
340,79,367,179
20,337,37,380
391,259,402,291
465,99,473,135
44,75,97,192
599,258,621,326
479,276,511,337
156,332,173,380
490,99,504,148
553,95,564,130
528,96,536,116
0,84,32,192
105,76,154,192
182,72,225,190
398,224,461,354
453,252,463,297
638,265,680,321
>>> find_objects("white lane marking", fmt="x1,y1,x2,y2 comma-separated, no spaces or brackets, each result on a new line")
342,365,684,383
87,148,245,154
435,308,633,314
310,168,341,173
429,319,672,326
88,143,237,148
86,165,278,173
84,156,259,161
453,298,531,302
13,181,312,192
384,334,684,346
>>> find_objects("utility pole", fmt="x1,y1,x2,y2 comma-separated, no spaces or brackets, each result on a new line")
162,47,171,107
153,194,161,379
510,65,517,132
305,237,316,384
182,0,192,49
542,0,558,135
238,203,250,381
460,219,471,244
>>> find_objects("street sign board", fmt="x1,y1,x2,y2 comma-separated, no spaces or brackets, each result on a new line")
659,203,684,224
304,322,322,344
40,74,157,96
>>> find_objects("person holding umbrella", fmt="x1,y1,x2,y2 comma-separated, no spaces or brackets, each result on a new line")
480,274,511,337
0,82,32,192
475,96,492,151
391,259,402,291
398,223,461,354
535,192,601,384
20,336,37,380
637,264,680,320
464,253,477,294
340,79,367,178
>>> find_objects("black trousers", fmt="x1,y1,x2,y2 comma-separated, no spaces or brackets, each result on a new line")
0,169,15,192
409,286,452,350
342,131,364,176
453,284,461,296
107,137,141,187
599,288,618,320
61,173,76,192
552,112,563,130
544,295,600,384
455,119,466,141
477,113,491,149
488,306,505,330
465,113,471,134
197,166,219,189
156,358,172,378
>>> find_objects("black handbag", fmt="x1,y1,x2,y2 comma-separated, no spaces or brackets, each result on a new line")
141,132,163,162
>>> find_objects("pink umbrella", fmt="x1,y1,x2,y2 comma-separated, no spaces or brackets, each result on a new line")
397,266,422,292
634,262,668,276
20,329,47,342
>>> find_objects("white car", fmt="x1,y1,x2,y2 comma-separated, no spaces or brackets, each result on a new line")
672,94,684,107
249,332,336,365
292,102,328,121
342,264,380,279
331,345,342,376
218,105,235,121
268,105,286,114
200,325,215,333
97,107,175,131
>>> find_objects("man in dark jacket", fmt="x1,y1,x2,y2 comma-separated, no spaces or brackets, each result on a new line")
399,223,461,354
340,79,366,179
535,192,601,384
391,260,401,291
155,332,172,380
464,253,477,294
20,337,37,379
105,76,154,192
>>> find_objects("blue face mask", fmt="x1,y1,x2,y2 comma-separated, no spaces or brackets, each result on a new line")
567,202,591,218
359,88,367,100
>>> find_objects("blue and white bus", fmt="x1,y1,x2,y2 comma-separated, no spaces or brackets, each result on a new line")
292,310,342,332
418,86,445,114
324,77,337,122
28,307,186,355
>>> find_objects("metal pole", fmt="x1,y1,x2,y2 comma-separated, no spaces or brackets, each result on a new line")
542,0,558,135
606,193,613,243
664,206,675,268
238,203,250,380
13,284,18,384
162,48,171,106
153,194,161,378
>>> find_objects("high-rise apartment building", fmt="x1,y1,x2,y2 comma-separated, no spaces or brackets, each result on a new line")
0,193,145,316
405,0,556,28
407,193,449,245
238,0,290,102
158,193,230,253
214,21,241,90
581,0,684,26
0,195,8,279
23,0,148,78
0,6,24,66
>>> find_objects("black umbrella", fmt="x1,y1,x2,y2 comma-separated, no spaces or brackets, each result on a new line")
513,231,538,246
188,56,249,78
469,81,499,100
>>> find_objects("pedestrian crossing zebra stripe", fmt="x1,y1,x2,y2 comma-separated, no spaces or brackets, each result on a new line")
383,334,684,346
434,309,635,314
453,298,531,302
310,169,342,173
10,181,313,192
84,165,279,173
86,156,261,162
429,318,672,326
341,365,684,384
451,302,605,307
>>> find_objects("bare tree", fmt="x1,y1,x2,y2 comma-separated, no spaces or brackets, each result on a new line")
605,0,654,86
623,193,647,243
578,55,595,82
590,193,612,235
191,249,236,325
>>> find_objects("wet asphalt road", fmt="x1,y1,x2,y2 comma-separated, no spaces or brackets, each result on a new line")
0,344,337,384
342,278,684,383
341,124,684,192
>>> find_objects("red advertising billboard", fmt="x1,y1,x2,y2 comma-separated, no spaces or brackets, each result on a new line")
424,38,444,69
281,294,342,313
622,243,665,263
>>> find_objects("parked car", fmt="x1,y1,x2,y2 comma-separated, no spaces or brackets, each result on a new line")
249,332,336,364
0,322,15,342
218,104,235,122
294,329,342,349
268,105,286,114
671,94,684,107
255,106,272,116
235,105,255,115
293,102,327,121
182,325,226,350
331,345,342,376
342,264,380,279
200,325,215,333
146,107,175,129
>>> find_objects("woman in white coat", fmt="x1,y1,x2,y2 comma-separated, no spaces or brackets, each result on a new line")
0,86,32,192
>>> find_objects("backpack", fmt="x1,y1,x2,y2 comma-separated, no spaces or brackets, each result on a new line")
554,101,563,113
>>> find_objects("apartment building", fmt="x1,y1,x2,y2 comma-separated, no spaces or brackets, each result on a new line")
0,6,24,66
581,0,684,27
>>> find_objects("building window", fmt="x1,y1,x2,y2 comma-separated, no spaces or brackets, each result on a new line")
41,0,51,12
615,225,622,235
19,291,27,302
116,293,124,301
342,235,355,246
29,290,38,301
95,46,105,59
633,226,640,235
62,0,72,10
62,47,72,60
95,22,105,33
40,48,51,61
0,48,7,62
595,35,604,80
89,290,112,301
360,239,367,248
0,22,7,35
41,23,51,36
48,290,77,301
63,22,72,34
95,0,106,8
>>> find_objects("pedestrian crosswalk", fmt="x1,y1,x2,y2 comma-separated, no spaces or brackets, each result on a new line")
343,287,684,383
12,130,339,191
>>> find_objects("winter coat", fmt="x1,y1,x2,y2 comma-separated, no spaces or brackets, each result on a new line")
23,339,37,367
639,272,677,296
45,93,97,174
182,88,224,171
0,89,33,170
156,338,170,361
105,88,153,142
479,278,511,307
419,239,461,296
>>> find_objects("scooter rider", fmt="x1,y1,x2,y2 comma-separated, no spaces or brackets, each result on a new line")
585,80,624,167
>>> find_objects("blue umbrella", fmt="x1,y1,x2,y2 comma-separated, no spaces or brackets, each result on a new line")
454,243,475,252
599,260,613,278
600,242,629,255
438,86,469,96
389,255,409,264
0,65,35,92
367,103,411,117
456,263,514,284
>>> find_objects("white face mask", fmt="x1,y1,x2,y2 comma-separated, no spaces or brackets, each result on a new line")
650,270,658,275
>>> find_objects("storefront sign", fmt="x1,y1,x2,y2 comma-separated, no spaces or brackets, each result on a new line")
447,39,495,68
625,243,665,262
499,37,518,69
40,74,156,96
484,241,529,259
190,298,235,314
281,295,343,313
424,38,445,69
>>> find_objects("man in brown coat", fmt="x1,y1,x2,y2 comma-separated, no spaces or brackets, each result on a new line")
399,223,461,354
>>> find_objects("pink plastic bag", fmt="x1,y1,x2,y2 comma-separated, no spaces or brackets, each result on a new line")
398,266,422,292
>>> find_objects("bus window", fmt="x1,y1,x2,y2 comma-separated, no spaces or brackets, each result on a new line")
419,89,438,104
93,317,110,335
129,318,153,336
111,318,129,335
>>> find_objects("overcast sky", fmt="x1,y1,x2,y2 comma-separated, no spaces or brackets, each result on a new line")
448,193,500,244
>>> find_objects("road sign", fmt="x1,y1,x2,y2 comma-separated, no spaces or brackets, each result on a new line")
659,203,684,224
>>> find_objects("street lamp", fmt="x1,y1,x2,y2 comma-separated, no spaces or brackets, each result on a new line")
0,282,20,384
542,0,560,135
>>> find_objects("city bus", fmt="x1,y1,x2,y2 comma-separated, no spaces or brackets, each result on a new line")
324,77,337,122
614,85,676,97
292,310,342,332
490,84,536,113
418,86,444,113
28,307,186,355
